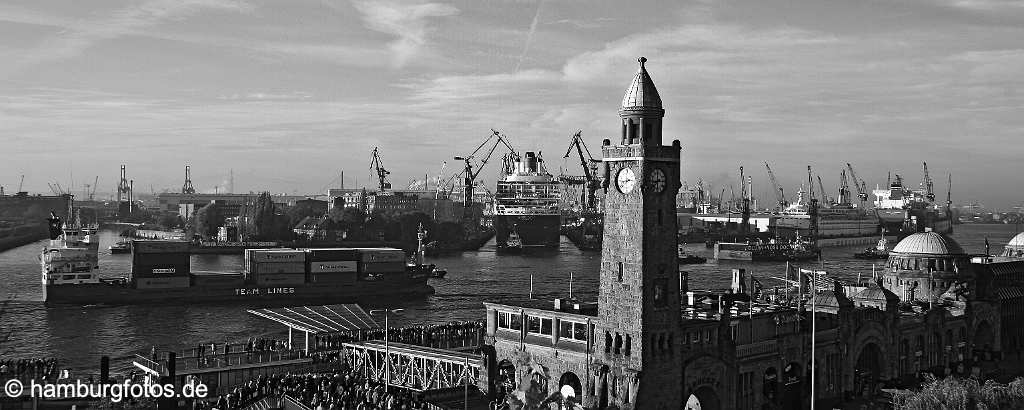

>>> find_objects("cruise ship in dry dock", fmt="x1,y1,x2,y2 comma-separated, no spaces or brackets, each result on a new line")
493,151,561,250
873,165,953,236
41,217,433,305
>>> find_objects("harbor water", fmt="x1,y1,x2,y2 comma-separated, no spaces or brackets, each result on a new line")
0,224,1017,375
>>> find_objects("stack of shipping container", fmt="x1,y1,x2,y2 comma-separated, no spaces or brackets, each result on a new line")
130,241,191,289
245,249,307,285
353,248,406,279
306,248,359,284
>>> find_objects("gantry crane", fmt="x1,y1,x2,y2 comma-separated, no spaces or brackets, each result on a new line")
182,165,196,194
816,175,830,207
764,162,787,211
454,129,516,207
369,147,392,193
562,130,602,213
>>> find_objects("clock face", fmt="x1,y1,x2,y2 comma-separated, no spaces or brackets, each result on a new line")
650,168,667,193
616,167,636,193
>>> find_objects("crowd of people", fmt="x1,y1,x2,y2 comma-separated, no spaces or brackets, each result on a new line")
200,361,431,410
0,358,61,381
314,321,484,351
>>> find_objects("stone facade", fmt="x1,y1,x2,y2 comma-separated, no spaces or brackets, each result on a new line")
480,57,1009,410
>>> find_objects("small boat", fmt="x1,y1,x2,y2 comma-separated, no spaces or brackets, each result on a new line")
678,254,707,264
109,238,131,254
430,267,448,278
854,235,890,259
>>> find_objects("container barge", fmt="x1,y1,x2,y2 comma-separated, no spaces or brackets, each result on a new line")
41,223,433,306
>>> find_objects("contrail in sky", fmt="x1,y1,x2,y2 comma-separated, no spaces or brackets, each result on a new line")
515,0,544,71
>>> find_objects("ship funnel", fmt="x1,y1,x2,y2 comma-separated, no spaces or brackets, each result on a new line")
524,151,538,173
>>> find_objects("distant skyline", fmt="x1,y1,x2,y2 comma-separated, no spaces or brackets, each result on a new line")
1,0,1022,208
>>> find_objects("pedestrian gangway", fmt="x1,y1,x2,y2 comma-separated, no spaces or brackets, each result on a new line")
340,341,482,392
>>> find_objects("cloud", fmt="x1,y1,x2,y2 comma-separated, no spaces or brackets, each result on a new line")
2,0,252,77
349,0,459,68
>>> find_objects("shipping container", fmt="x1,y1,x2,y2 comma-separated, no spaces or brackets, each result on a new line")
253,262,306,275
132,263,190,276
358,261,406,273
310,273,357,284
246,249,306,263
354,248,406,263
132,241,190,254
309,260,358,273
135,276,191,289
190,272,244,287
255,274,306,285
306,248,361,262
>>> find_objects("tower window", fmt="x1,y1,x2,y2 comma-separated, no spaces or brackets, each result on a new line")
605,332,612,353
629,123,638,144
617,262,623,282
614,333,622,355
624,335,632,356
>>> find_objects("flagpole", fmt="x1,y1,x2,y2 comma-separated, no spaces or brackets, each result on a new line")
529,274,534,300
811,266,816,410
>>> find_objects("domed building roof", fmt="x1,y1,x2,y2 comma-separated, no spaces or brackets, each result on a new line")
891,232,966,256
620,57,663,111
1007,232,1024,248
853,285,900,304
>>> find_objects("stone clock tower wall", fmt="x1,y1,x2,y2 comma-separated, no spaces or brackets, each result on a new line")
594,57,684,409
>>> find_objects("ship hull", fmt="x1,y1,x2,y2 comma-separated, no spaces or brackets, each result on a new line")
494,214,560,249
43,275,433,306
876,208,953,235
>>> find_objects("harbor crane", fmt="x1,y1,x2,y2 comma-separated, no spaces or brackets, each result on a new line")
453,129,516,207
838,170,851,205
922,162,935,201
845,163,869,207
764,162,787,210
434,161,447,199
739,166,750,233
182,165,196,194
816,175,830,206
807,165,819,242
562,130,602,213
369,147,392,193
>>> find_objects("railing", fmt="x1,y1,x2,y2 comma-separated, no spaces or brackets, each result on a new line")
341,342,482,392
175,349,307,372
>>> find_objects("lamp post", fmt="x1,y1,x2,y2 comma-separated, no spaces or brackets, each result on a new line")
370,308,404,393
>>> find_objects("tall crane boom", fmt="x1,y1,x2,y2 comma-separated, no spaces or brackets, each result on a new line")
845,163,869,204
562,130,601,212
369,147,391,193
807,165,819,241
838,170,850,205
454,129,517,207
922,162,935,201
816,175,829,206
739,166,750,233
764,162,787,210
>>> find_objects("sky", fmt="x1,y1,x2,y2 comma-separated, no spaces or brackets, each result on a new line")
1,0,1022,208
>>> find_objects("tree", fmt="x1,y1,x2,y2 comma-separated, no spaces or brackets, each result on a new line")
190,203,223,239
158,213,181,229
894,376,1024,409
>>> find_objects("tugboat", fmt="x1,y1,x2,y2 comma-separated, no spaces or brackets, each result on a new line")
430,267,448,278
413,223,445,278
854,235,890,259
499,228,524,254
677,246,707,264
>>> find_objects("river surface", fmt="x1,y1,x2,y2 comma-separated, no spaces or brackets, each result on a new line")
0,224,1018,375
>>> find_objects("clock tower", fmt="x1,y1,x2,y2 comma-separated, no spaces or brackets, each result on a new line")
594,57,682,409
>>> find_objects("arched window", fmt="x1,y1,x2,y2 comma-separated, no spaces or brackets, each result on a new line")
605,332,612,353
624,335,632,356
614,333,622,355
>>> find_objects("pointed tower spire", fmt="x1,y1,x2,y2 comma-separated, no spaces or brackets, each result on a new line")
619,57,665,146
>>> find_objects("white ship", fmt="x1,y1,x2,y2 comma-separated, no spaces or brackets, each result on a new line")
41,205,101,286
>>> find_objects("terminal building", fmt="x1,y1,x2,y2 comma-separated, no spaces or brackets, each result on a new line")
478,57,1016,410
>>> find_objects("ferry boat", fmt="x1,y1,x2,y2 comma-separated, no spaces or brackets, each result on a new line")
493,151,561,250
872,165,953,235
